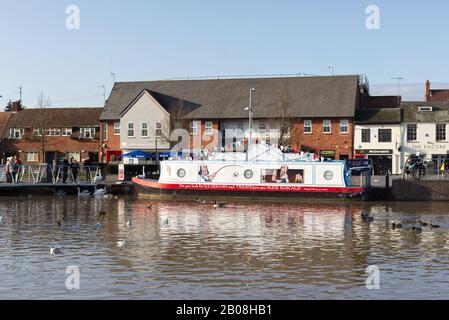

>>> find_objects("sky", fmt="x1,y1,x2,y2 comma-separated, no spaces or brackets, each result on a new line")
1,0,449,108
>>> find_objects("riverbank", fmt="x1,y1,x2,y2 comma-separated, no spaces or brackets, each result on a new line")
392,179,449,201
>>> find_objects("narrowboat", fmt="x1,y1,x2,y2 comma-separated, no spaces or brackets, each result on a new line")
132,145,372,202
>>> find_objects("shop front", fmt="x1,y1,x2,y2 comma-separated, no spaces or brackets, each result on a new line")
320,150,336,160
355,149,393,175
405,143,449,175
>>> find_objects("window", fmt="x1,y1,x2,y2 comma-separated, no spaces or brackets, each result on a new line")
33,128,41,136
190,121,199,135
155,123,162,137
362,129,371,143
436,124,447,142
46,128,61,136
323,120,331,133
205,121,213,135
102,124,108,141
304,120,312,134
237,122,244,133
378,129,392,142
25,152,39,162
62,128,72,137
340,119,349,134
407,124,417,142
127,123,135,137
141,123,148,137
258,122,267,135
114,122,120,135
66,152,81,162
9,128,23,139
80,128,95,139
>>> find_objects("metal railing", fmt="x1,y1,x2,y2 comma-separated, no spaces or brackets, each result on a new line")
0,164,103,184
403,162,449,181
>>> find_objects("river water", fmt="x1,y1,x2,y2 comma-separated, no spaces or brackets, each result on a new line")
0,196,449,299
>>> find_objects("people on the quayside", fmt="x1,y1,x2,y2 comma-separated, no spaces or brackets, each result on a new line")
11,156,18,183
83,156,93,182
71,158,80,182
198,164,218,182
4,157,12,183
62,157,69,183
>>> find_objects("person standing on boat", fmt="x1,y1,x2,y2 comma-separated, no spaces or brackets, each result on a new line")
272,165,289,183
198,164,217,182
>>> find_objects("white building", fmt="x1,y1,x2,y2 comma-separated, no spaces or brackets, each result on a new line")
119,90,171,155
354,108,402,175
400,103,449,174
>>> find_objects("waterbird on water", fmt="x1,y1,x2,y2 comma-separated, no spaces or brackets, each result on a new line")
213,201,227,209
49,246,62,255
392,222,403,229
94,186,107,196
418,220,429,227
117,240,126,247
126,220,131,228
77,188,91,197
164,218,169,225
361,212,374,222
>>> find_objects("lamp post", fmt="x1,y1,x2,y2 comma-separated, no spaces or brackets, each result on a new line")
244,88,256,157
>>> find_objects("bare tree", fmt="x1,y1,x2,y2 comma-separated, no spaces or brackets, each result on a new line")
268,85,292,149
158,99,188,148
36,92,52,163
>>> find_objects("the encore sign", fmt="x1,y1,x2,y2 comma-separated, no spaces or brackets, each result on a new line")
410,144,448,151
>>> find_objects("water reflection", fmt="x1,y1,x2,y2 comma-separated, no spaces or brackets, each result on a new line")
0,197,449,299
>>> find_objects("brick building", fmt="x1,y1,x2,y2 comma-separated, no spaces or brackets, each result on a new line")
1,107,103,164
425,80,449,103
0,112,12,162
100,75,396,162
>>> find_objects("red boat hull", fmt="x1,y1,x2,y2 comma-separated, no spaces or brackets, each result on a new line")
132,177,368,201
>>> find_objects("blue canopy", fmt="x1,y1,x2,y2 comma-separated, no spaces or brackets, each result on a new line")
122,150,150,159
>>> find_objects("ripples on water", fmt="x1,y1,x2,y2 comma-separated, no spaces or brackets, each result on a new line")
0,196,449,299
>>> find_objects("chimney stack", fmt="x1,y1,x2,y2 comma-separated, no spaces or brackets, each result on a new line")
425,80,431,102
11,101,20,113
